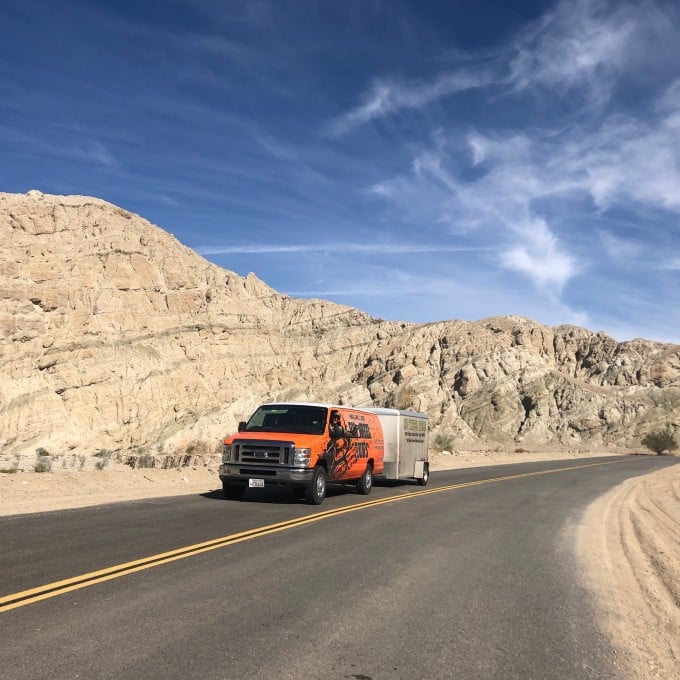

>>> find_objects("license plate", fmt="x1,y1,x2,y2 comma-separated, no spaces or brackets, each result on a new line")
249,478,265,488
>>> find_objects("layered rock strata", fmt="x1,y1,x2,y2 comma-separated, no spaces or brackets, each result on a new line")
1,191,678,464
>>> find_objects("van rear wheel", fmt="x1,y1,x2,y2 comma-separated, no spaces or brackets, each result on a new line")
417,463,429,486
356,463,373,495
306,466,327,505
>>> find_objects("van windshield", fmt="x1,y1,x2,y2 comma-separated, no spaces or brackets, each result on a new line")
243,405,328,435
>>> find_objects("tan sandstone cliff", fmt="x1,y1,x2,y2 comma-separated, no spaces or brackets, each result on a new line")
1,190,679,468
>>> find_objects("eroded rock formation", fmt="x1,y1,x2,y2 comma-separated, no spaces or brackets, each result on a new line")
2,190,678,463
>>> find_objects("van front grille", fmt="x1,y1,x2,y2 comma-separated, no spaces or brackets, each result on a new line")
233,440,293,465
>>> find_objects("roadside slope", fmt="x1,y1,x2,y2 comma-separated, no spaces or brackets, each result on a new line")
577,462,680,679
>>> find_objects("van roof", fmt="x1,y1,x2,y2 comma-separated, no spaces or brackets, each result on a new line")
259,401,375,412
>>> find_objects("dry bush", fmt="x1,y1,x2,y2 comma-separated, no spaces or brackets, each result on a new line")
433,432,454,452
642,429,678,455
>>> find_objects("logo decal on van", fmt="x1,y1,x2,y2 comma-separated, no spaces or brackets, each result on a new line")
322,412,373,481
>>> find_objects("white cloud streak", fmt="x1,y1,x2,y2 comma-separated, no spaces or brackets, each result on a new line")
197,243,490,255
326,71,490,136
568,109,680,212
0,122,120,169
507,0,638,104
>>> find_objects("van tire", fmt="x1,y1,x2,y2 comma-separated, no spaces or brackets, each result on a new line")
356,463,373,495
222,482,245,500
417,463,429,486
306,466,327,505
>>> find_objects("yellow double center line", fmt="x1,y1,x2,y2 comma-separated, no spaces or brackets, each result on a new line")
1,458,628,612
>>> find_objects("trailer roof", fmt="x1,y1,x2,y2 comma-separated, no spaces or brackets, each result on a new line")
362,407,428,418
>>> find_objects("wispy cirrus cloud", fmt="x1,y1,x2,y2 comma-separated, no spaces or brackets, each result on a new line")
0,121,121,170
197,243,489,255
598,230,642,260
662,257,680,271
365,58,680,297
328,0,674,135
567,107,680,212
326,71,490,136
507,0,639,103
367,132,580,292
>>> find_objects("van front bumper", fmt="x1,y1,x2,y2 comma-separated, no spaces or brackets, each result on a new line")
219,464,314,487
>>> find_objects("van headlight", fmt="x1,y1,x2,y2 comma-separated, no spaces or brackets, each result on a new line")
222,444,232,463
292,447,312,467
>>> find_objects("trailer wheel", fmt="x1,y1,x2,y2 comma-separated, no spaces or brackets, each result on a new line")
306,466,327,505
222,482,245,500
356,463,373,495
417,463,429,486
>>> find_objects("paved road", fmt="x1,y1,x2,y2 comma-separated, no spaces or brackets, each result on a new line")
2,456,677,679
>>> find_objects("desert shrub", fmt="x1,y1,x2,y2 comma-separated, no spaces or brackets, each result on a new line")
642,429,678,455
34,450,52,473
94,449,111,459
161,455,179,469
94,458,109,470
433,432,455,452
1,467,18,474
138,454,155,468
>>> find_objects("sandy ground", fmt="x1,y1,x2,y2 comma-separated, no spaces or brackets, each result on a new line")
577,462,680,680
2,449,678,679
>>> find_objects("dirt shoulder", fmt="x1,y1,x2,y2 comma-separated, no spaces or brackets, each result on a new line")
1,448,625,517
576,461,680,679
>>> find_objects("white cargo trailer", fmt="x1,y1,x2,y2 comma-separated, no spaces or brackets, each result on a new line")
364,408,429,485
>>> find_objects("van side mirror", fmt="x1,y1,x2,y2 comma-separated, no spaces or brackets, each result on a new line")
238,421,246,432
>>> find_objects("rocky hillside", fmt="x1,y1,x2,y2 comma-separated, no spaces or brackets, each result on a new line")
2,190,678,464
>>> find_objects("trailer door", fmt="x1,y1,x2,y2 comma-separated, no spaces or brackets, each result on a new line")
398,414,429,478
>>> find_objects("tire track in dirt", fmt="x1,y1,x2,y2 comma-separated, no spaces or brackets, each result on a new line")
577,464,680,679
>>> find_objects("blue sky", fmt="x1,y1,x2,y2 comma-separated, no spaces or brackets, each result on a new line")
2,0,680,343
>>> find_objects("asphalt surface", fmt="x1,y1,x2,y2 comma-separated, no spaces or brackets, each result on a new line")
2,455,677,679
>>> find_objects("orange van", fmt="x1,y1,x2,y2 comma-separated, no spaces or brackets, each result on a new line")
219,402,384,504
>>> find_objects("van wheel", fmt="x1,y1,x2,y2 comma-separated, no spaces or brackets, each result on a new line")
417,463,429,486
306,466,327,505
222,482,245,500
356,463,373,495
